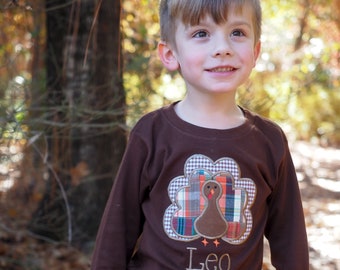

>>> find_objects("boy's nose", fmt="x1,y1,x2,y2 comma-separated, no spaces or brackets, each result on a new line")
213,37,233,57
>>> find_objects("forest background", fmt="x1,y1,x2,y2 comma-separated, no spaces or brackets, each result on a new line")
0,0,339,269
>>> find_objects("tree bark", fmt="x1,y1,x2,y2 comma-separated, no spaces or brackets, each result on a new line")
29,0,126,250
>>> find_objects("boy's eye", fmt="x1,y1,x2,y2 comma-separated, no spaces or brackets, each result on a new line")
193,30,208,38
231,30,245,37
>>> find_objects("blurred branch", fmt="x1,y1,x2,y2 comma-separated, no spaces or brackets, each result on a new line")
28,132,73,244
0,217,58,244
294,0,310,51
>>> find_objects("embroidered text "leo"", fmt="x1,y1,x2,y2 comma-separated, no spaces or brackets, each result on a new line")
186,247,231,270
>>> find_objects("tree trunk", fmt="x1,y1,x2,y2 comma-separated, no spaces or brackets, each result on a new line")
29,0,126,251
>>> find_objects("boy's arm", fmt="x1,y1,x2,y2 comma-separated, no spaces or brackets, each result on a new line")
265,142,309,269
91,133,147,269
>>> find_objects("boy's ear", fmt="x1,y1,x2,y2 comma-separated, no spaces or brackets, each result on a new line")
158,41,179,71
253,41,261,66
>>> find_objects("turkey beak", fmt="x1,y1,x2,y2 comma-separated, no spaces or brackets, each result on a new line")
208,188,214,199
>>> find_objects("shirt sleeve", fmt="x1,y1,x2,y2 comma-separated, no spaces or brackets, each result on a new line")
91,130,148,269
265,137,309,269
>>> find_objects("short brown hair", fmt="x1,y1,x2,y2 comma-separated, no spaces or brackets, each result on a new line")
159,0,262,46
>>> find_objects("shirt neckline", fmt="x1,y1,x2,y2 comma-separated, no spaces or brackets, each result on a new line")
161,102,255,140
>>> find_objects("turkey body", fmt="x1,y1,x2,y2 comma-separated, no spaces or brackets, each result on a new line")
194,180,228,239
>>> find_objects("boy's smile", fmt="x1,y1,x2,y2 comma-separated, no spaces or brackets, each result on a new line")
159,4,261,97
206,66,237,72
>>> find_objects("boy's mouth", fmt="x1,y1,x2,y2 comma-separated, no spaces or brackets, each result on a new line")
207,66,236,72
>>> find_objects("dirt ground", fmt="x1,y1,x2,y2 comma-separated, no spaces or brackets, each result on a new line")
0,140,339,269
292,141,340,270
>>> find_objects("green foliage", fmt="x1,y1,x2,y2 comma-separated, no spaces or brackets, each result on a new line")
237,0,340,145
122,0,183,126
0,76,28,141
0,5,33,142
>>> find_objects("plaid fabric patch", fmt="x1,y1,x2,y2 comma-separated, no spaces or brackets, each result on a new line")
164,154,256,244
172,171,246,239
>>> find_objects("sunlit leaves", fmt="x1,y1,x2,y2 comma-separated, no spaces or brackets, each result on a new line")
122,0,166,125
238,0,340,144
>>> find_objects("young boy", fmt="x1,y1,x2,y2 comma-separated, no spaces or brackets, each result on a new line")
91,0,309,269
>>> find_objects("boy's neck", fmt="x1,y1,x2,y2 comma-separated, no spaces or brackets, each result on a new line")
174,94,245,130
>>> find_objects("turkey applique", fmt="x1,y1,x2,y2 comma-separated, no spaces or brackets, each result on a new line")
163,154,257,245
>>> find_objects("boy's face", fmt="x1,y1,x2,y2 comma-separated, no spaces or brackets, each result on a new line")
158,4,261,96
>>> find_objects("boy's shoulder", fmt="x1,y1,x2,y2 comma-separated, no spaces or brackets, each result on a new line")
243,107,288,143
135,104,169,123
130,104,172,134
245,108,282,130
